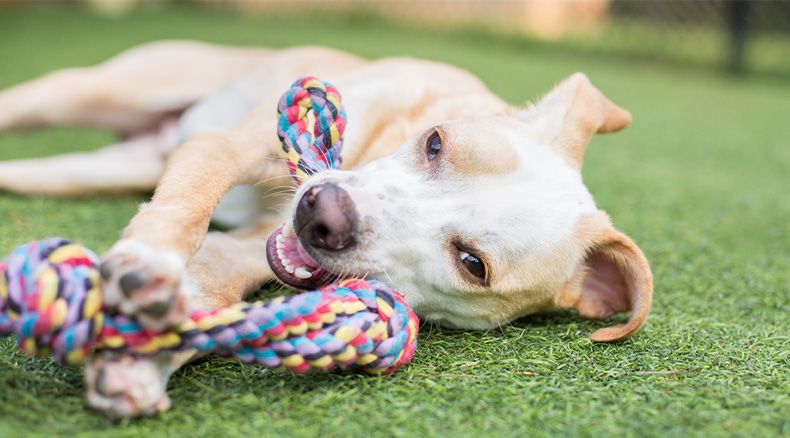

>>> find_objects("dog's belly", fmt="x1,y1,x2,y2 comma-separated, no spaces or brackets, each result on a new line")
213,183,290,230
177,78,263,142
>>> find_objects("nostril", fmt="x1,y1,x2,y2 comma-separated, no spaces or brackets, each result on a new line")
99,261,113,280
313,224,330,243
95,367,109,396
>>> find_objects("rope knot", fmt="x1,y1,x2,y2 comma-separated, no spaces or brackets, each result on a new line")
319,279,419,374
0,238,104,363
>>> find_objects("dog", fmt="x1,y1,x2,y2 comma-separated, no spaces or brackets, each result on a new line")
0,40,652,417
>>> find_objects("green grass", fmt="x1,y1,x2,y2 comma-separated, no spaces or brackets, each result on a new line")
0,6,788,437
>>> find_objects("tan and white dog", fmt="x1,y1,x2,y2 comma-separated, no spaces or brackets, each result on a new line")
0,41,652,417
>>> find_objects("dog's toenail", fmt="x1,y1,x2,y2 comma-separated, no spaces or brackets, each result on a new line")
141,296,174,318
95,367,109,396
119,271,150,297
99,261,113,281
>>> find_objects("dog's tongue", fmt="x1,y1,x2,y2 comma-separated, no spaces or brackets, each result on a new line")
265,226,336,290
294,240,319,269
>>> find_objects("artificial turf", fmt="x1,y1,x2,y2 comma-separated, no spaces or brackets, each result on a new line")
0,6,788,437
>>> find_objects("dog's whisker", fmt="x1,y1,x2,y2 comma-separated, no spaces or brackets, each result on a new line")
269,206,289,217
252,173,287,183
252,181,298,193
380,269,395,286
258,187,297,200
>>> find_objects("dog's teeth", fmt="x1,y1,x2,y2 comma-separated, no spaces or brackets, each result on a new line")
275,234,283,243
294,267,312,279
283,221,294,237
278,250,294,274
276,241,284,250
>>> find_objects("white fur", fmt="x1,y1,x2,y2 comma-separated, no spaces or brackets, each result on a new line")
287,114,598,329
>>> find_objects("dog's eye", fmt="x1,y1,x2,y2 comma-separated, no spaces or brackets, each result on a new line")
426,131,442,161
459,250,486,280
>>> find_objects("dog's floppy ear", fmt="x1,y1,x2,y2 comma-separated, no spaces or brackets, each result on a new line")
518,73,632,169
556,224,653,342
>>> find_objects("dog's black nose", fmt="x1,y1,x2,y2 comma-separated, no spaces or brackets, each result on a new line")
295,183,359,251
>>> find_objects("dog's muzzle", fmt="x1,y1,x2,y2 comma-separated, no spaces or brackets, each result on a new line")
265,183,360,290
294,183,359,252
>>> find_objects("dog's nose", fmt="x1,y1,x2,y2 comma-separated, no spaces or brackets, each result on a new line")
295,183,359,251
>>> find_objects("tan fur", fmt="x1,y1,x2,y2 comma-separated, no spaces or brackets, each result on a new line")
520,73,632,169
0,41,271,133
0,42,652,417
442,124,520,176
187,228,278,309
555,215,653,342
586,229,653,341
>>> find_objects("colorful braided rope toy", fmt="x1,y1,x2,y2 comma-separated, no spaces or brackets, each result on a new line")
0,77,419,375
278,76,346,185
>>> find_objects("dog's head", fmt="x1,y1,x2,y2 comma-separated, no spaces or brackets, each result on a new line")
267,73,652,342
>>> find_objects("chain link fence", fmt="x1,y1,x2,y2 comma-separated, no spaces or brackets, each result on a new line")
608,1,790,74
207,0,790,77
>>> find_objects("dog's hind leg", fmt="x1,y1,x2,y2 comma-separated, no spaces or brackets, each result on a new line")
188,223,284,308
0,119,179,195
0,40,270,135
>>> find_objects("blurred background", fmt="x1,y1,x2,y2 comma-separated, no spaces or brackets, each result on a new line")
3,0,789,77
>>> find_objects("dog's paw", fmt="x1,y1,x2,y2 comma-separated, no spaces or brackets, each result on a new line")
85,353,172,419
100,239,191,331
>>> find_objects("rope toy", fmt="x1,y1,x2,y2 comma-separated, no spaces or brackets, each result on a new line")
0,77,419,375
0,239,417,374
278,76,346,185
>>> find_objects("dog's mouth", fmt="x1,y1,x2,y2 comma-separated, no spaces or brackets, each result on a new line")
265,225,339,290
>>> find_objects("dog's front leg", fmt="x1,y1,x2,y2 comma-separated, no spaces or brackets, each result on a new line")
99,124,284,330
84,350,194,419
88,111,286,417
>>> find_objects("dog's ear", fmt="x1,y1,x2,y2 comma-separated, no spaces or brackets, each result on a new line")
518,73,632,169
556,224,653,342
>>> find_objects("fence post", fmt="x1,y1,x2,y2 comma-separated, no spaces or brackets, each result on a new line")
726,0,751,73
